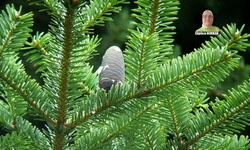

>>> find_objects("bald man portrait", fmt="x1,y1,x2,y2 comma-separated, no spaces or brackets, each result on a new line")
195,10,219,34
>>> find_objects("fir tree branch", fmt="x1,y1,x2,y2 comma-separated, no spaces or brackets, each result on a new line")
23,32,52,74
0,20,14,56
0,59,56,125
30,32,49,56
74,98,156,149
0,132,32,149
0,82,27,132
68,27,248,134
124,28,159,88
66,82,138,129
0,4,33,56
139,122,167,150
141,125,157,149
184,80,250,149
53,1,76,149
49,1,127,148
39,0,126,137
94,106,153,149
198,24,250,52
148,0,159,35
2,1,250,149
124,0,179,89
140,45,238,97
196,135,250,149
57,2,74,126
81,0,127,32
30,0,65,15
141,24,250,99
67,44,238,130
14,117,49,149
0,4,55,126
131,0,180,63
168,98,182,144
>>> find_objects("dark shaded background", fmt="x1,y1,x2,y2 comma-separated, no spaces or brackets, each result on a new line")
1,0,250,137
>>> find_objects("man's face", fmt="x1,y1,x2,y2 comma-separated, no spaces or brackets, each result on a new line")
202,11,213,26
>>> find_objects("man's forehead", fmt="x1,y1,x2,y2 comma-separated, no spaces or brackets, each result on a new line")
203,11,213,16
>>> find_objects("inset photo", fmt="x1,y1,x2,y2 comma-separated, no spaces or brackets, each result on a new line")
195,10,220,35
